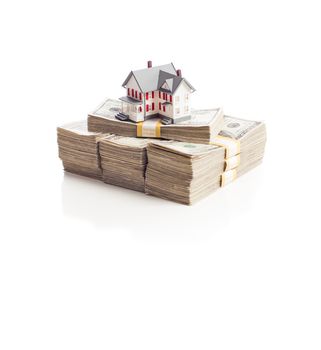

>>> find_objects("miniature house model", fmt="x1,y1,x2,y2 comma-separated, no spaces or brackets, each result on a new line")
117,61,195,124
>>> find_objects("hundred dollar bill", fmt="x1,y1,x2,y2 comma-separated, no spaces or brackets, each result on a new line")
150,140,221,156
58,120,102,136
106,135,153,148
219,116,262,140
91,99,132,125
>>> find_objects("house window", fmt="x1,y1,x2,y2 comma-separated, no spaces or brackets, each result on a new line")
185,93,189,101
139,92,142,100
131,89,134,97
170,95,172,103
163,105,166,112
135,91,138,99
146,92,149,100
175,107,180,114
175,96,180,102
152,91,155,98
184,105,189,113
163,92,166,100
159,102,161,110
152,102,155,110
146,104,149,112
159,91,161,98
139,106,142,112
127,88,130,95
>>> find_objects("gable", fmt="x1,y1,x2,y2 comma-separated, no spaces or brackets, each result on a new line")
172,80,193,95
161,81,170,90
124,74,141,92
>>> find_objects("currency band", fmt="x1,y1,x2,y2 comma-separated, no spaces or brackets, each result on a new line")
137,119,162,138
221,169,237,187
225,154,241,171
212,135,240,158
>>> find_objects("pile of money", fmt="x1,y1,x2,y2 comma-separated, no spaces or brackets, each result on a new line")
145,116,266,204
145,141,225,205
57,115,266,205
213,116,267,186
99,136,151,192
87,99,224,144
57,121,111,179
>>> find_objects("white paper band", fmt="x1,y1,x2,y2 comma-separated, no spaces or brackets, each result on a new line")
221,169,238,187
225,154,241,171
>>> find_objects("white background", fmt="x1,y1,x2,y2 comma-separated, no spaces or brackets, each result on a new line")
0,0,320,349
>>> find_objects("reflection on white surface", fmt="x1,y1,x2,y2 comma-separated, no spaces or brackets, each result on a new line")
61,167,264,239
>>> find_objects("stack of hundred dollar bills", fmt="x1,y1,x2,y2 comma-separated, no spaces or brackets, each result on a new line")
57,121,111,179
145,117,266,204
57,101,266,205
88,99,224,143
99,136,152,192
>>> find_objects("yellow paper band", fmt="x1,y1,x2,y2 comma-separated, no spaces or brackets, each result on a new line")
156,120,162,138
137,122,143,137
212,135,241,159
137,119,162,138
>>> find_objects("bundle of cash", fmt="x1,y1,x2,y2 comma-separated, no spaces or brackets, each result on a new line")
145,116,266,204
145,141,225,205
212,116,266,186
87,99,224,144
57,121,111,179
57,115,266,205
99,136,151,192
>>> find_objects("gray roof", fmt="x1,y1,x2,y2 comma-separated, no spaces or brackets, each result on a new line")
119,96,142,105
122,63,195,94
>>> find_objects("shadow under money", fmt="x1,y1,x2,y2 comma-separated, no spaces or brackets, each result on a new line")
61,168,264,239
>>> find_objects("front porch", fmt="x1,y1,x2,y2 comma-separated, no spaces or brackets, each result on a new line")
119,96,144,122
